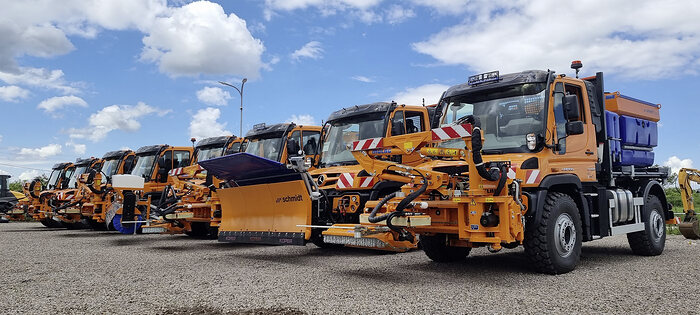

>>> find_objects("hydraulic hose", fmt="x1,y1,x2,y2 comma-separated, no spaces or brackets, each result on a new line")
458,115,501,182
29,179,41,198
367,192,397,223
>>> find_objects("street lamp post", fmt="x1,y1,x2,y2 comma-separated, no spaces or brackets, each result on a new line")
218,78,247,137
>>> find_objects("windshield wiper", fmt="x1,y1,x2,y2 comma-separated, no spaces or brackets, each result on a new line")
482,149,504,155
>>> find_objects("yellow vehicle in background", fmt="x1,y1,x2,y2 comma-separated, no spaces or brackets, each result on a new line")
108,144,194,234
51,157,103,229
153,136,246,238
31,162,74,228
676,168,700,239
0,174,27,222
70,150,136,230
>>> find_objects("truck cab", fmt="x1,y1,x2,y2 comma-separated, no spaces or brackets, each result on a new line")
244,123,321,165
52,157,103,228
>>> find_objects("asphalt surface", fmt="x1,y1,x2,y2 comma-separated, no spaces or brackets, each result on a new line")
1,222,699,314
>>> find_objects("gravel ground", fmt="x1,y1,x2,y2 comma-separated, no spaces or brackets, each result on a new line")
1,222,699,314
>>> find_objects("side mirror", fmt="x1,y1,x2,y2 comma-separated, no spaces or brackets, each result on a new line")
563,95,580,120
286,139,301,157
565,121,584,135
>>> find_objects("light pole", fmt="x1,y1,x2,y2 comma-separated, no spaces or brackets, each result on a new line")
218,78,247,137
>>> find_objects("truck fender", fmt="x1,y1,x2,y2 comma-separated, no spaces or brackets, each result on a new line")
525,174,593,241
634,180,671,220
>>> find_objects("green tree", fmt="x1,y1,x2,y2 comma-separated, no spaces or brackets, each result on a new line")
8,174,48,192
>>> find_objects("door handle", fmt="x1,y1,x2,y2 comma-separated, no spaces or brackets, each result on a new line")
585,151,594,155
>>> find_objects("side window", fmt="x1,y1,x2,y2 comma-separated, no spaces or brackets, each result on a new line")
123,155,136,174
161,150,173,171
565,84,586,122
173,150,191,167
228,142,241,154
405,111,424,133
553,83,567,153
302,131,320,155
240,141,248,152
391,110,405,136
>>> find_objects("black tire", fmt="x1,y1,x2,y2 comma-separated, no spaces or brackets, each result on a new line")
42,218,65,228
40,219,52,227
627,195,665,256
185,222,218,239
421,234,471,262
524,192,582,274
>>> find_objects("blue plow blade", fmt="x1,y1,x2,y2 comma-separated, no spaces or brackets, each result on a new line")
112,214,143,234
198,152,299,186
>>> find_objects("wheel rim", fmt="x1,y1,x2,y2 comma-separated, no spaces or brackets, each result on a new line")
650,210,664,240
554,213,576,258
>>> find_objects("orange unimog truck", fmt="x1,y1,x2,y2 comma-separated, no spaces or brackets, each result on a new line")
70,150,136,230
108,144,194,234
152,135,246,238
331,63,671,274
51,157,104,229
199,123,324,245
308,102,434,250
30,162,75,228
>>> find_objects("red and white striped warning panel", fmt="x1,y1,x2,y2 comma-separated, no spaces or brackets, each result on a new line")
358,177,375,188
169,167,184,176
336,173,355,189
351,138,383,151
431,124,473,141
525,170,541,184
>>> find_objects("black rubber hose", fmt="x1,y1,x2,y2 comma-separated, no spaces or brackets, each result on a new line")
457,115,501,182
493,164,508,197
367,192,397,223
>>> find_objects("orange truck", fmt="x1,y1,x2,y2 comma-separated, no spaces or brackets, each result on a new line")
324,63,672,274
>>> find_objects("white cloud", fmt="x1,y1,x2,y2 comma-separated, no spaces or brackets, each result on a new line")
385,5,415,24
0,67,80,94
0,135,3,143
18,170,42,181
0,169,8,176
19,144,62,159
351,75,374,83
286,114,316,126
0,85,29,102
68,102,162,142
411,0,470,15
140,1,265,78
264,0,382,21
66,142,86,155
0,1,263,88
189,107,231,140
291,41,324,62
664,156,694,175
196,86,231,106
38,95,88,113
391,83,449,106
412,0,700,79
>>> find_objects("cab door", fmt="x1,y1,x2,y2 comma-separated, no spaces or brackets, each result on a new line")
550,80,598,181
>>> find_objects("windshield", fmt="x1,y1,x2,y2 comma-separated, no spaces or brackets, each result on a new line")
196,146,225,162
245,136,283,161
131,154,157,178
47,169,61,189
320,113,385,167
439,83,547,153
68,166,88,188
101,158,121,178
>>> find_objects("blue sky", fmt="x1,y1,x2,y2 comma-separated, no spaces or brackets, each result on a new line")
0,0,698,180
